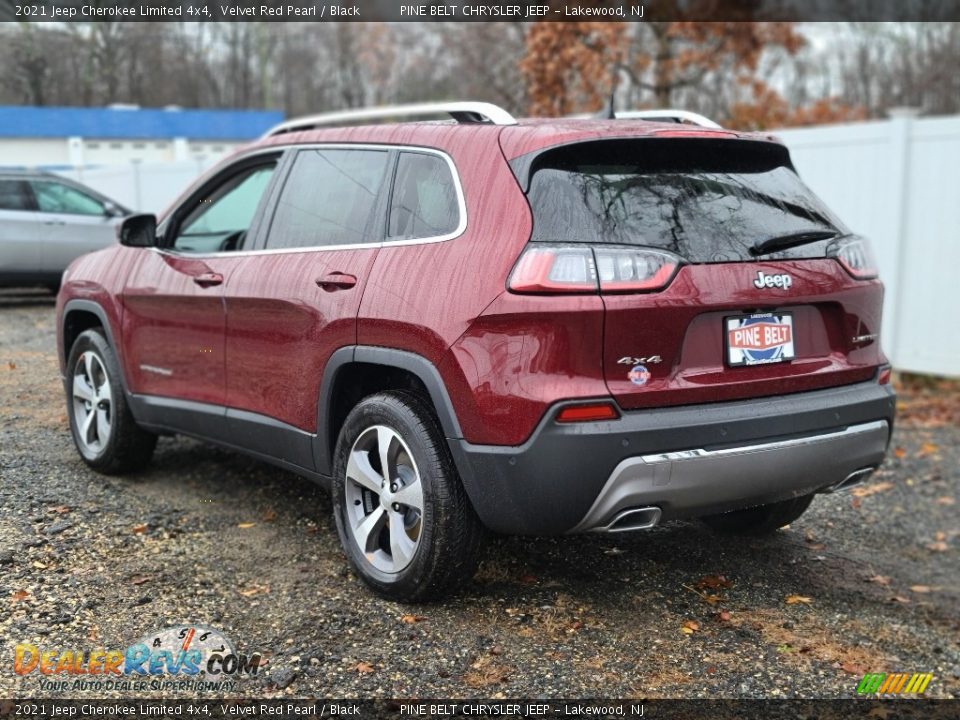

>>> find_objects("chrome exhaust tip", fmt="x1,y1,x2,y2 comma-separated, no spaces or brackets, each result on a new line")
597,506,662,533
823,466,877,494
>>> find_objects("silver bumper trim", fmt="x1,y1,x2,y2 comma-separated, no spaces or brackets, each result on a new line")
572,420,890,533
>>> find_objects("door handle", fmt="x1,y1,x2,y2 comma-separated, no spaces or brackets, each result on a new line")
316,272,357,291
44,220,67,226
193,272,223,288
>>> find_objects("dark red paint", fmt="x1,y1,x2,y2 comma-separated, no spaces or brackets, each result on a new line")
57,118,888,450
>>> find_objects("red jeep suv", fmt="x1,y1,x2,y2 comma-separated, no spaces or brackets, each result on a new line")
56,102,895,600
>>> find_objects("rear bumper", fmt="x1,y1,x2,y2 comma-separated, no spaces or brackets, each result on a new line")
449,380,895,535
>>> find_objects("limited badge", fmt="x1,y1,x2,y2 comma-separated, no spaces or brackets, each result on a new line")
628,364,651,386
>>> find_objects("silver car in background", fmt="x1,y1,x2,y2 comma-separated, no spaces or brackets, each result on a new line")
0,170,129,292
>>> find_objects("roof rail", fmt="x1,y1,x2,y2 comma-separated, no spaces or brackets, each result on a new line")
614,109,722,129
262,101,517,138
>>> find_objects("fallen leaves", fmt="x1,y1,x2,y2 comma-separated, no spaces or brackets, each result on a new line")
785,595,813,605
463,655,511,687
867,575,891,586
917,442,940,457
131,524,147,534
130,575,152,586
890,595,911,604
680,620,700,634
909,585,933,594
7,361,15,370
936,496,955,506
49,505,71,515
262,509,277,522
355,661,375,674
850,482,894,498
400,614,426,624
237,522,256,529
238,584,270,598
894,375,960,427
696,574,733,590
926,531,950,553
842,660,868,676
11,589,29,602
683,574,734,606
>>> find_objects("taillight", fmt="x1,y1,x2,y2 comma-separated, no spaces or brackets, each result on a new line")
830,237,878,280
508,244,680,294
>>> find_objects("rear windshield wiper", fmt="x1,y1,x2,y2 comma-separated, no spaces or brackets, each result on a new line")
750,229,838,256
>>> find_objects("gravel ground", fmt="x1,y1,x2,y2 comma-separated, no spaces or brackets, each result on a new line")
1,288,958,700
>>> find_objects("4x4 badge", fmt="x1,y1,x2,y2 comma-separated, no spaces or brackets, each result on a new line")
617,356,662,365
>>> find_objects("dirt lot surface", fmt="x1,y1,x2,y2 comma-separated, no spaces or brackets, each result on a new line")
1,288,958,700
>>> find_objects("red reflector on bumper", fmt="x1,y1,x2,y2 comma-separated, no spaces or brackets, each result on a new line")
878,366,892,385
556,403,620,423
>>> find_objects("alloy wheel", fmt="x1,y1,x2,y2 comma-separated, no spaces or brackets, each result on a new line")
344,425,424,573
72,350,113,455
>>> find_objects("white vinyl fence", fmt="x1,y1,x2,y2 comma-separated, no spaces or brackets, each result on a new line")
52,158,217,217
53,111,960,377
772,110,960,377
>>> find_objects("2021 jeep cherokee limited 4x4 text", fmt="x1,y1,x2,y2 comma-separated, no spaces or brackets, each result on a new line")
56,102,895,600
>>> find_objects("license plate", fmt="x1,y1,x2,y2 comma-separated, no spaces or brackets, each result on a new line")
725,312,795,367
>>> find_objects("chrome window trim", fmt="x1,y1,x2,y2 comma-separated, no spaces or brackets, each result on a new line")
156,143,467,259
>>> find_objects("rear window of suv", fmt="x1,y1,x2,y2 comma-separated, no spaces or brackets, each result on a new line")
523,139,846,263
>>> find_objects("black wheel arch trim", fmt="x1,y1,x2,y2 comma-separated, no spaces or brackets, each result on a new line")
313,346,464,476
62,299,131,396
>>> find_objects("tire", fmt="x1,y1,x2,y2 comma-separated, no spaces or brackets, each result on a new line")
701,494,815,536
332,391,483,602
66,328,157,474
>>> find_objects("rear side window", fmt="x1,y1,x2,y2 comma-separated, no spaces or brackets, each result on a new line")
524,139,846,263
268,148,389,249
0,180,34,211
388,152,460,240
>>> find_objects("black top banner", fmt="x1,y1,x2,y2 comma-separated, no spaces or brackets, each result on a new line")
3,0,960,23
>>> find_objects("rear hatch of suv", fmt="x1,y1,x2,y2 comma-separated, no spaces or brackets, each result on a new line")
508,137,885,410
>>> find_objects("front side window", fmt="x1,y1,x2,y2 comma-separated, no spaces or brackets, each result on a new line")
267,148,389,249
0,179,35,212
31,181,105,216
388,152,460,240
173,163,276,253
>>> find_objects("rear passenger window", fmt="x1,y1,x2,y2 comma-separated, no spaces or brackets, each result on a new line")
388,153,460,240
268,149,389,249
0,180,34,211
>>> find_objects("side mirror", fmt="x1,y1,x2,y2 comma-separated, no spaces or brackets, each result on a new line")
118,214,158,247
